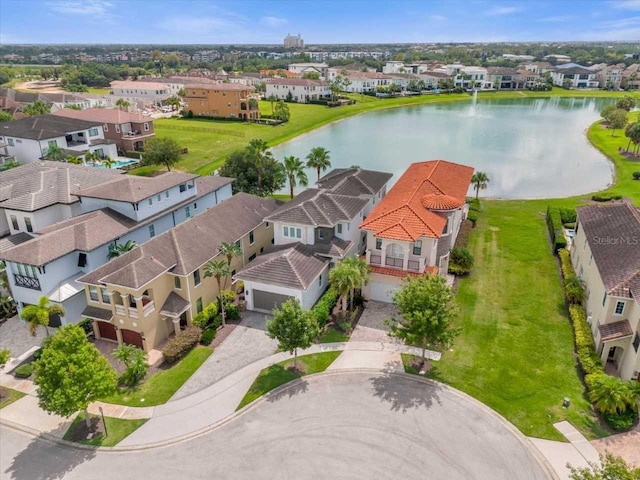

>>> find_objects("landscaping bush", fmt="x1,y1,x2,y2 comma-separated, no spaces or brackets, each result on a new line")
311,286,339,327
569,306,604,375
162,326,202,364
199,327,216,346
0,348,10,366
591,194,623,202
468,198,481,212
191,303,218,329
633,171,640,180
124,151,143,160
603,408,639,432
113,344,148,387
225,304,240,321
563,222,576,229
558,249,574,279
15,363,33,378
448,247,475,276
546,206,566,253
559,207,577,224
467,209,479,227
31,348,43,361
77,318,94,336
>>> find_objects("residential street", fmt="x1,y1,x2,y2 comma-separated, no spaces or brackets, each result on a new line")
0,372,551,480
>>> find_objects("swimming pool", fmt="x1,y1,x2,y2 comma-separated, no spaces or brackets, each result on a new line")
91,158,139,169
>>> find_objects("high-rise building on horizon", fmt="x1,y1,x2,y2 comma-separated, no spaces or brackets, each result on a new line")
284,33,304,50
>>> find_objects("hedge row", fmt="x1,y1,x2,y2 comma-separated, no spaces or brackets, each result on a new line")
311,286,339,327
162,326,202,363
569,305,604,376
592,194,623,202
546,206,567,253
558,249,574,280
559,207,577,225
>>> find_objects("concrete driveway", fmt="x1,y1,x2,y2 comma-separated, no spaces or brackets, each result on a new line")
171,311,278,400
0,315,46,359
350,301,401,344
0,372,550,480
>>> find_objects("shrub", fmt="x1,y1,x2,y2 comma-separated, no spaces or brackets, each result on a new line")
15,363,33,378
0,348,10,366
449,247,474,275
592,194,623,202
32,348,43,361
191,303,218,329
77,318,94,336
559,207,577,224
311,286,339,327
546,206,566,253
162,326,202,363
468,198,481,212
563,222,576,229
569,305,604,375
200,327,216,346
467,209,479,227
633,171,640,180
558,249,574,278
113,344,148,387
225,304,240,321
603,408,639,432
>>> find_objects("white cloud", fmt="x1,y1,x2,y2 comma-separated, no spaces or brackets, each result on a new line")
600,15,640,28
261,16,287,27
611,0,640,9
539,15,573,23
47,0,113,16
429,14,447,21
485,5,521,16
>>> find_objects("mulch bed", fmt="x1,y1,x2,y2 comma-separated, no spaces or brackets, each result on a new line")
409,357,433,373
618,150,640,162
285,362,307,375
65,415,105,443
210,323,237,349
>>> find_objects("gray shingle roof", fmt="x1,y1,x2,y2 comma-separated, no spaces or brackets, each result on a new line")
81,305,113,321
160,292,190,316
0,233,32,253
577,202,640,299
0,114,102,140
265,189,369,227
234,243,329,290
317,168,393,197
0,161,123,212
78,193,281,289
311,237,352,259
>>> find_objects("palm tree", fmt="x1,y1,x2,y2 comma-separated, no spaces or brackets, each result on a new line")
204,260,230,327
84,150,100,165
115,99,130,111
589,375,635,414
65,155,83,165
329,264,352,313
282,156,308,199
100,157,117,169
267,94,276,115
20,296,65,337
0,293,16,319
471,172,490,200
341,257,370,311
44,144,65,162
219,241,242,289
245,139,274,197
108,240,137,259
305,147,331,182
165,96,181,111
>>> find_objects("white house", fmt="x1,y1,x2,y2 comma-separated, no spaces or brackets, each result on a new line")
0,114,118,165
110,81,173,107
287,63,329,79
343,72,394,93
265,79,331,103
551,64,599,88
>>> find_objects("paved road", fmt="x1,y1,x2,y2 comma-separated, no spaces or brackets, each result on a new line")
0,372,550,480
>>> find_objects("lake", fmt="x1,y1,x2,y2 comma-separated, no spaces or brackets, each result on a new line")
272,97,616,199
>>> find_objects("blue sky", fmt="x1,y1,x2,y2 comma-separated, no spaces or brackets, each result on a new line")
1,0,640,44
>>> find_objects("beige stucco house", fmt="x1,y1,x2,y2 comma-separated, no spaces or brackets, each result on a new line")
77,193,280,352
572,202,640,381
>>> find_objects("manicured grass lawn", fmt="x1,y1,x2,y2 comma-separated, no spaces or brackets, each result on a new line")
86,87,111,94
318,326,350,343
401,354,432,375
0,387,25,409
237,351,341,410
100,347,212,407
269,193,291,202
63,412,146,447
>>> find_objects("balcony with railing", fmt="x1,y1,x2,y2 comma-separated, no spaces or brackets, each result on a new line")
13,274,41,291
365,250,427,275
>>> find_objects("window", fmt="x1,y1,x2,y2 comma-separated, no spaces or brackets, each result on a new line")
249,253,257,261
283,226,288,237
443,217,450,235
78,252,87,267
413,240,422,256
188,182,194,189
148,198,153,206
157,194,161,202
614,301,625,315
266,222,270,228
375,238,382,250
144,122,149,131
318,230,325,240
88,128,99,137
24,217,33,233
193,269,201,286
149,224,155,237
319,275,323,287
10,215,18,230
103,124,108,132
101,288,110,304
337,224,343,234
165,191,169,199
193,202,197,210
235,240,241,248
7,138,14,146
260,247,264,253
89,286,99,302
174,277,181,289
196,297,203,314
633,332,640,353
602,292,607,307
115,124,121,133
249,230,255,244
185,206,191,218
180,184,186,193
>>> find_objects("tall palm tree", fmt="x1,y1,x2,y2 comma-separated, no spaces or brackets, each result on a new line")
282,156,309,199
471,172,490,200
204,260,230,327
84,150,100,165
342,257,370,311
44,144,65,162
306,147,331,182
20,296,65,337
245,139,274,197
219,241,242,289
329,265,352,313
108,240,137,259
115,99,130,111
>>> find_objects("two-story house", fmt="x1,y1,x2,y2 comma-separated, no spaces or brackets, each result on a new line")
182,84,260,120
359,160,474,303
0,161,123,238
551,64,599,89
110,81,173,108
0,115,118,164
76,193,279,352
571,202,640,381
265,79,332,103
52,108,155,154
235,168,392,313
0,172,234,327
486,67,519,90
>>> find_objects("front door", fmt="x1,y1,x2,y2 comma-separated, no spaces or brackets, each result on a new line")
607,347,616,360
179,311,188,330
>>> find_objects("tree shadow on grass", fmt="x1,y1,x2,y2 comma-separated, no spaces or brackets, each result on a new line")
369,369,442,414
4,432,96,480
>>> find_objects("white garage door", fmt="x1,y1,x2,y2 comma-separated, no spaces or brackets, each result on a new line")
367,281,397,303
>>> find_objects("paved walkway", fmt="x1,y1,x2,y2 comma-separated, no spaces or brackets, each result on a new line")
591,423,640,468
170,311,278,400
0,315,46,358
350,301,402,344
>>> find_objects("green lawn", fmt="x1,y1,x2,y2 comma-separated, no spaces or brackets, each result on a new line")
63,412,146,447
401,354,432,375
100,347,212,407
318,326,350,343
237,351,341,410
0,387,25,409
87,87,111,95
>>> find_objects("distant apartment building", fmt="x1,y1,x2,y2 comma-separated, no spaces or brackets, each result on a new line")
590,63,625,90
382,61,429,75
440,65,488,89
284,33,304,50
265,79,331,103
182,84,259,120
52,108,155,153
622,64,640,90
544,54,572,63
110,81,173,107
192,50,221,62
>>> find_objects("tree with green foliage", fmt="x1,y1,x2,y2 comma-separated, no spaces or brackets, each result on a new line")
165,96,181,111
107,240,137,259
600,104,617,123
564,276,585,304
115,98,130,110
177,88,186,97
65,155,83,165
609,108,628,137
616,95,637,112
266,299,319,370
274,100,290,122
471,171,490,199
219,241,242,289
0,111,14,122
282,156,308,199
246,138,276,196
305,146,331,182
22,100,51,117
34,324,117,427
100,157,116,169
112,344,148,387
329,257,369,312
44,144,65,162
302,71,320,80
204,260,230,327
387,275,459,365
624,121,640,153
267,94,277,115
0,159,21,172
568,453,640,480
219,149,285,197
0,348,10,367
587,374,636,414
20,296,65,337
142,137,182,171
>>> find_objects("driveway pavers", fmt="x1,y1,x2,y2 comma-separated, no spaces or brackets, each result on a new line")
0,316,46,359
350,300,401,343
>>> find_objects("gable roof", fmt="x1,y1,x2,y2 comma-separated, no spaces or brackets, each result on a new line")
0,161,123,212
234,243,329,290
78,193,280,289
360,160,474,242
52,108,153,125
317,168,393,197
577,202,640,301
266,78,328,87
0,114,102,141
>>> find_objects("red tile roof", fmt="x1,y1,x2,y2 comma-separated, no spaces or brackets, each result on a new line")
369,264,438,278
360,160,474,242
52,108,153,124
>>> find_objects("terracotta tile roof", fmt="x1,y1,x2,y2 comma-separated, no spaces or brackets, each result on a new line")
186,83,255,91
360,160,474,242
369,264,438,278
266,78,329,87
598,319,633,342
52,107,153,124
